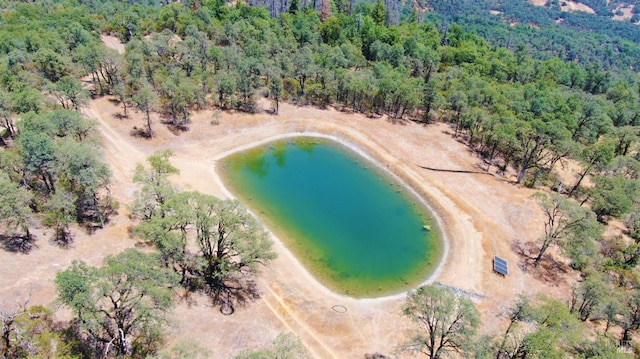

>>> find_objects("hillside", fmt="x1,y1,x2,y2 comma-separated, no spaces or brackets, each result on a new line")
418,0,640,69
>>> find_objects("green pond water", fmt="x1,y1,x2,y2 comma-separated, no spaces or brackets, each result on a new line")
219,137,442,297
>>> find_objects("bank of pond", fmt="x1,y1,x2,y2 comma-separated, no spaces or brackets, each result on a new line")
219,137,443,297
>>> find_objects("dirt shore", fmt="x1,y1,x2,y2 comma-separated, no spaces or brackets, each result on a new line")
0,93,578,358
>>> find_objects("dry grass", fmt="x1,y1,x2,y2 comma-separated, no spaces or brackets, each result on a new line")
0,36,582,358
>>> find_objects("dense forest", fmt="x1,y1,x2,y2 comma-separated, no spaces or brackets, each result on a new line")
421,0,640,70
1,0,640,357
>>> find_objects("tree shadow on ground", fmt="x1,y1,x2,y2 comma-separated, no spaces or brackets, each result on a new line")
0,234,37,253
158,118,189,135
180,273,261,315
211,277,261,315
130,126,152,139
77,204,117,235
515,241,569,285
387,117,409,126
50,229,74,249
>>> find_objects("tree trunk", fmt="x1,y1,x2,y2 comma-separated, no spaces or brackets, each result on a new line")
146,109,153,138
516,166,527,184
2,317,13,354
568,166,591,198
533,239,552,266
3,117,15,138
621,327,631,346
299,75,307,95
486,143,497,172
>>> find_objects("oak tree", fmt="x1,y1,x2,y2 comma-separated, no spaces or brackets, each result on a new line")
402,285,479,359
55,249,179,357
531,192,602,266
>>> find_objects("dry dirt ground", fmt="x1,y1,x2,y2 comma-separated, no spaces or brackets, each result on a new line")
0,95,576,358
528,0,595,14
0,36,577,358
613,4,635,21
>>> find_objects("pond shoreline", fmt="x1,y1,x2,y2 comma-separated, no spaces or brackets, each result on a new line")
212,131,450,302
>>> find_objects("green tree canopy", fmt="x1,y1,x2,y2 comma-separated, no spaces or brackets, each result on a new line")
590,174,639,222
0,172,33,241
55,249,180,357
531,192,602,266
402,285,480,359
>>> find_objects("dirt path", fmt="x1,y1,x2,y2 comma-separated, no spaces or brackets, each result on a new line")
0,28,573,356
83,94,576,357
0,96,572,357
101,35,125,54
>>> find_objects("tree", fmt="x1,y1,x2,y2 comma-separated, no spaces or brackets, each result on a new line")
447,91,468,138
0,90,16,139
132,85,159,138
17,129,57,193
320,0,332,21
215,71,237,109
131,150,180,220
611,126,639,157
371,0,386,25
189,194,276,300
620,290,640,345
112,81,131,118
422,80,442,123
131,152,276,308
10,89,44,115
160,73,196,129
570,97,611,144
34,49,71,82
96,48,123,93
574,334,629,359
52,76,88,111
55,140,112,227
568,271,609,321
531,192,601,266
47,109,95,141
43,190,77,244
76,43,104,94
0,173,33,241
235,56,262,110
402,285,480,358
293,46,316,96
512,119,571,185
133,192,192,280
568,140,615,197
590,174,639,222
288,0,299,14
494,295,588,358
495,295,531,357
55,249,180,357
522,296,584,358
1,301,74,358
269,76,283,114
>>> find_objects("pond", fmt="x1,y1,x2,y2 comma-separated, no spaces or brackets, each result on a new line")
218,137,442,297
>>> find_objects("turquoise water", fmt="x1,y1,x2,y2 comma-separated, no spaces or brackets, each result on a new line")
219,137,442,297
